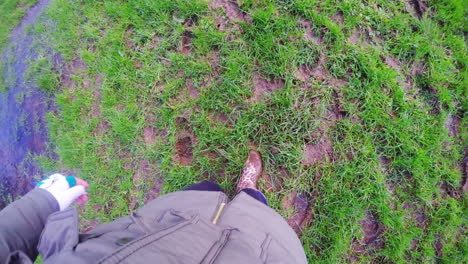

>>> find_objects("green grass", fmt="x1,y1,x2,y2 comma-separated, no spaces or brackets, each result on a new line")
7,0,467,262
27,57,59,94
0,0,39,51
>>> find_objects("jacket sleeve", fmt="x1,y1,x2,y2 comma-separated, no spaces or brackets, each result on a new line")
0,188,59,263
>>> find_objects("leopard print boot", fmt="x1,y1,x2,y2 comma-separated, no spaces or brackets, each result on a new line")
236,150,263,192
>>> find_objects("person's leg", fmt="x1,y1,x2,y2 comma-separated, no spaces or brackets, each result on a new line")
183,180,224,192
236,150,268,206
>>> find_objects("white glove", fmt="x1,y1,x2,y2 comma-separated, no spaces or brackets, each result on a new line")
38,173,89,211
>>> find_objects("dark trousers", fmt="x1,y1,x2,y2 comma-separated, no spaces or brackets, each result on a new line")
184,180,268,206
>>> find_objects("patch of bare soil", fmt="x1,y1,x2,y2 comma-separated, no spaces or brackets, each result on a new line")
299,19,322,45
55,55,106,124
348,27,384,48
309,52,328,81
134,60,143,69
174,117,198,166
124,26,136,51
350,211,386,261
302,89,347,166
295,51,348,89
402,61,426,99
439,180,462,199
385,56,402,73
56,56,106,122
249,74,285,103
58,56,88,91
331,11,344,25
175,134,194,165
384,55,414,92
214,14,228,31
405,0,428,19
143,127,157,145
209,50,221,74
328,89,348,119
186,78,200,98
278,166,291,180
444,114,460,138
149,35,161,51
360,27,384,49
89,74,103,118
461,155,468,193
199,50,221,90
282,192,313,235
419,83,441,115
260,172,283,192
409,62,439,114
385,58,425,98
402,203,427,228
210,0,251,23
410,61,426,77
293,65,313,82
203,150,220,160
347,30,365,45
383,56,424,99
129,159,163,210
433,236,443,257
378,156,391,174
95,120,110,136
302,137,333,166
169,73,201,102
210,112,229,124
180,18,196,56
181,30,194,56
202,167,226,184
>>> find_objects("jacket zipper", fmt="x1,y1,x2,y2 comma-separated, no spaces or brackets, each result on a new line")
203,229,233,264
212,194,228,224
211,203,226,224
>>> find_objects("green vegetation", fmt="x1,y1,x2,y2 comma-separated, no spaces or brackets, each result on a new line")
0,0,39,51
8,0,468,262
27,57,59,94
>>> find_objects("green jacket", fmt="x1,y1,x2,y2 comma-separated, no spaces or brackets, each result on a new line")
0,188,307,263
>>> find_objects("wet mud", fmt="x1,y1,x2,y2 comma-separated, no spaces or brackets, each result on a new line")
350,211,386,262
249,74,285,103
406,0,428,18
174,117,197,166
0,0,52,207
282,192,313,235
210,0,251,23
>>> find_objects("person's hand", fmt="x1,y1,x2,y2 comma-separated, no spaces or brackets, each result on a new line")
38,173,89,211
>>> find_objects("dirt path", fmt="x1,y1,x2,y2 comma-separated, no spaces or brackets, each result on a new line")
0,0,52,208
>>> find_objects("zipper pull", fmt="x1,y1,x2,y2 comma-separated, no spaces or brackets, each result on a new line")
212,202,226,224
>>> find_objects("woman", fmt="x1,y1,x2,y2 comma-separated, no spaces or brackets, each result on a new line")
0,151,307,263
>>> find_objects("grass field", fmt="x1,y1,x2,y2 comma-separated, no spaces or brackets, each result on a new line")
6,0,467,262
0,0,39,51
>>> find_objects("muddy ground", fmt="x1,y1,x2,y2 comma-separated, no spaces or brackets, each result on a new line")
0,0,53,208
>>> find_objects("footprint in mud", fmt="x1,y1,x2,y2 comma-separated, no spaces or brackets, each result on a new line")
350,211,386,261
282,192,313,235
173,117,197,166
249,74,285,103
175,134,194,166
